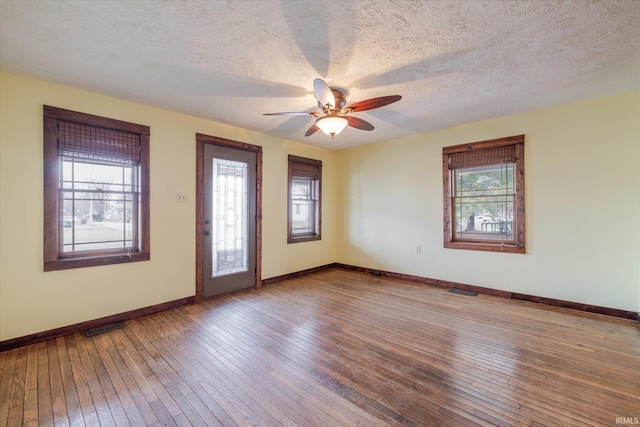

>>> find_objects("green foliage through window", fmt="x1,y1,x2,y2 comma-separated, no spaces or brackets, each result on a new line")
443,135,525,253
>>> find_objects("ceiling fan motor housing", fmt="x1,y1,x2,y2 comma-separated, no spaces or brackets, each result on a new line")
330,89,347,111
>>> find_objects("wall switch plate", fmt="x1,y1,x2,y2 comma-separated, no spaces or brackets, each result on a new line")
176,193,187,203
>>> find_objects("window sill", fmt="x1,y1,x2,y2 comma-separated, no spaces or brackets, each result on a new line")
445,241,525,254
288,235,321,244
44,251,150,271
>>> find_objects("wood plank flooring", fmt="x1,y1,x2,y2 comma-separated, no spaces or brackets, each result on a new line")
1,268,639,426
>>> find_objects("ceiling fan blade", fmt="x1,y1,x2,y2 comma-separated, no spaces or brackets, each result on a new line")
263,111,313,116
347,116,375,131
346,95,402,113
304,124,320,137
313,78,335,108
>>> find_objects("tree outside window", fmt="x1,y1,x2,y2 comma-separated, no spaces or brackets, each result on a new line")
443,135,525,253
43,106,150,271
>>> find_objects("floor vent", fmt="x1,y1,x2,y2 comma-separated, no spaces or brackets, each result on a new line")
84,322,125,337
448,288,478,296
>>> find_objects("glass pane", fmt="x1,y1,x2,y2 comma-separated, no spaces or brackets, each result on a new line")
211,158,248,278
453,164,515,241
124,200,133,247
60,158,138,253
291,178,317,236
73,161,124,184
62,198,74,245
64,241,128,252
62,160,73,189
124,167,132,185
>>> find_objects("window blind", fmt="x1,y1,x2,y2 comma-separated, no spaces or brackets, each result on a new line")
448,145,516,170
57,120,141,165
289,155,321,179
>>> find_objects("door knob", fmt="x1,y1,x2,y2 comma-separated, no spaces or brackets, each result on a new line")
204,230,211,236
204,219,210,225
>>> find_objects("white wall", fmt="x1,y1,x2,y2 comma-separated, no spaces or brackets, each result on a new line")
0,72,338,341
338,90,640,312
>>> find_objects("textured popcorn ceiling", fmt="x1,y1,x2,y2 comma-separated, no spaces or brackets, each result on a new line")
1,0,639,150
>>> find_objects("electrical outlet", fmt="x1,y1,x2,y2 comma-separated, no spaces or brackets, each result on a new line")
416,245,422,254
176,192,187,203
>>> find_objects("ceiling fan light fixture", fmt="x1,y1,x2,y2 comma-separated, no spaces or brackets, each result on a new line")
316,114,348,138
264,78,401,139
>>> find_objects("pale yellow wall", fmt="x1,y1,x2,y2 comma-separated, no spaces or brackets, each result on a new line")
0,72,338,341
338,90,640,312
1,72,638,342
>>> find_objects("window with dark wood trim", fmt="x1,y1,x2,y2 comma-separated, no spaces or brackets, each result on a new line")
43,106,150,271
288,155,321,243
443,135,525,253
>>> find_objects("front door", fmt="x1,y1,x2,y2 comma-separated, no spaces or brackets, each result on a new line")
203,143,257,297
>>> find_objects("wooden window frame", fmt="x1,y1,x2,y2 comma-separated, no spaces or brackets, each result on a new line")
43,106,150,271
443,135,525,254
288,155,322,243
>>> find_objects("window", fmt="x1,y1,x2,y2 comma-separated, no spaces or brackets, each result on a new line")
288,155,321,243
44,106,150,271
443,135,525,253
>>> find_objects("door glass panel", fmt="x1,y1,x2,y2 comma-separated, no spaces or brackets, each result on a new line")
211,158,248,278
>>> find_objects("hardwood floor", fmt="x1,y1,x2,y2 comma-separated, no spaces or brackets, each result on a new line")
1,268,639,426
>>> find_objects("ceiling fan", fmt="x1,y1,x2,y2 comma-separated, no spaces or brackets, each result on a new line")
264,78,402,139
